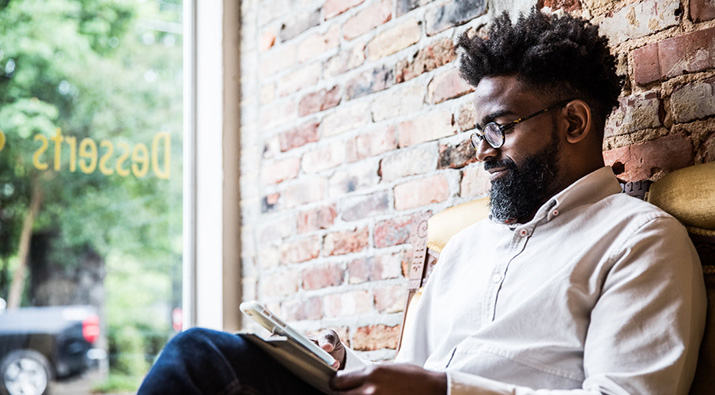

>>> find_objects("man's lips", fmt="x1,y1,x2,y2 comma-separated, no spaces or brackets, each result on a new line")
487,167,508,180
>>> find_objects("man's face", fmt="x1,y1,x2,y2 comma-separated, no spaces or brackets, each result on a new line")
472,75,564,222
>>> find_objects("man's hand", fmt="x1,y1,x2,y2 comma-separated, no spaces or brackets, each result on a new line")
310,329,346,370
329,363,447,394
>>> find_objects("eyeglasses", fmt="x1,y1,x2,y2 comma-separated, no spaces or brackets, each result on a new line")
470,100,573,150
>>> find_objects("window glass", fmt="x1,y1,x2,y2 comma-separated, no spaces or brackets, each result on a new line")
0,0,183,393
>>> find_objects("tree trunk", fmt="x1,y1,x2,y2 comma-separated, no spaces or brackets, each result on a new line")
7,178,43,309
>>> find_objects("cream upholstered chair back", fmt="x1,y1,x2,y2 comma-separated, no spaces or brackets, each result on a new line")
644,162,715,394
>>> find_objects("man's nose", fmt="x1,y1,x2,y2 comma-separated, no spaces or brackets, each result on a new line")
474,137,498,162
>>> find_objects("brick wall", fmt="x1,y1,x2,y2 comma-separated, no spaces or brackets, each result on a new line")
238,0,715,360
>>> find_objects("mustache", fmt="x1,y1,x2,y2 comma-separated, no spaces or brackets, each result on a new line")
484,158,517,171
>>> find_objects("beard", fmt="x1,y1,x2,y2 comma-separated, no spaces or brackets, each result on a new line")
486,129,561,222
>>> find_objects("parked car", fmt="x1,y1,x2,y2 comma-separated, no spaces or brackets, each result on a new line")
0,301,104,395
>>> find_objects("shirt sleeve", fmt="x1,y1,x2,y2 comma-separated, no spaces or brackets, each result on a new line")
342,344,371,372
444,216,706,395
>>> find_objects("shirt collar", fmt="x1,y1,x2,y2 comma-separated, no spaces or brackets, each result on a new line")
490,166,622,227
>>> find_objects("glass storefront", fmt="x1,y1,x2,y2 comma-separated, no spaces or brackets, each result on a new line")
0,0,183,393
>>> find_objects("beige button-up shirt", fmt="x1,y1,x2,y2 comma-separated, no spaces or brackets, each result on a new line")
393,167,706,394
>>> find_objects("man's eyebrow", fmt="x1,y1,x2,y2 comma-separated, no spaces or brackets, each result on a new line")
477,109,515,129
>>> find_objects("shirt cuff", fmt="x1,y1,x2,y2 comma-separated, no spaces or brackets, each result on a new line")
342,344,369,372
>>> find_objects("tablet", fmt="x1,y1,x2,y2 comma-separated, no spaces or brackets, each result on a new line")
239,300,337,368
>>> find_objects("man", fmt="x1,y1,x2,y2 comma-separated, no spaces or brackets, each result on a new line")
139,9,706,395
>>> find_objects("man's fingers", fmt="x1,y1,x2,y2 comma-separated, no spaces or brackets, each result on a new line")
319,329,341,348
316,329,346,369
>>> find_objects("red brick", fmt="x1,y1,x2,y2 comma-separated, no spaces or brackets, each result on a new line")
461,164,490,198
371,84,425,122
394,174,450,210
302,140,345,173
343,0,392,40
325,44,366,78
299,25,340,62
670,79,715,123
329,161,380,197
347,251,407,284
457,101,477,132
261,156,301,185
604,91,662,138
283,177,327,208
439,138,478,169
260,82,276,105
302,263,345,290
397,0,435,17
324,290,373,317
398,109,457,147
425,0,486,36
280,121,320,152
691,0,715,22
278,63,322,96
260,26,278,52
374,284,407,313
374,213,423,248
259,245,281,268
380,145,438,181
260,269,300,298
603,133,694,181
353,324,400,351
282,297,322,322
396,38,456,83
346,65,395,100
633,27,715,85
299,86,342,116
259,99,297,129
259,44,297,79
297,204,338,233
324,0,366,19
280,8,321,41
341,191,390,221
596,0,678,44
367,19,421,61
632,44,660,86
258,214,296,245
321,101,371,136
280,235,322,264
324,227,370,256
428,68,474,104
537,0,581,11
259,0,290,26
346,125,397,162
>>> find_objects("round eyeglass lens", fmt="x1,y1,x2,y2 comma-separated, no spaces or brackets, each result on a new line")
484,124,503,148
470,133,481,149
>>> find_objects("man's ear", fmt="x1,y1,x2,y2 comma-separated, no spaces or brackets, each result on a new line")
561,100,592,144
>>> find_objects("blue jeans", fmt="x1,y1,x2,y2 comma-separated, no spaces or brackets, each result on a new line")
138,328,324,395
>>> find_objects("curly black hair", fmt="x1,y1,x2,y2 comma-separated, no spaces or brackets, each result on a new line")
458,8,622,132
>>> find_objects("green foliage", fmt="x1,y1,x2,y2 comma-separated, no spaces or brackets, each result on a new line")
0,0,182,264
91,374,143,394
108,325,150,377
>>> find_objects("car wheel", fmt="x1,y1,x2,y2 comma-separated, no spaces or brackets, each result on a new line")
0,350,51,395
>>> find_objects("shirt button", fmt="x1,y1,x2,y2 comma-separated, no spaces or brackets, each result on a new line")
552,209,559,217
491,274,502,283
518,229,530,237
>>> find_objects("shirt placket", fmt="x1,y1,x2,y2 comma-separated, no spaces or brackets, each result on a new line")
483,224,534,323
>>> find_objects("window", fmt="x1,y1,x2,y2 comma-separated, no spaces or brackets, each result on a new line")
0,0,183,393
